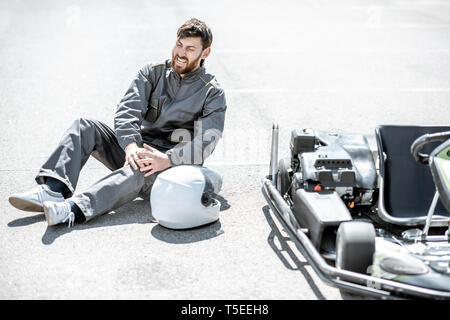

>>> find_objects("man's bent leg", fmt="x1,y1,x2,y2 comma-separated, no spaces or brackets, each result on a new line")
35,118,125,198
68,165,159,221
10,118,125,213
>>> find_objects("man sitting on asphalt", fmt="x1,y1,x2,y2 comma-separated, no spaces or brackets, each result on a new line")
9,18,227,228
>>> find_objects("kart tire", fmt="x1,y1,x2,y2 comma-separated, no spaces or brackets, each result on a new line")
336,221,376,275
277,157,291,195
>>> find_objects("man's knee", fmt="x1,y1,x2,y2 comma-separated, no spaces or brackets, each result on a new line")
72,117,97,133
123,165,160,195
119,165,147,188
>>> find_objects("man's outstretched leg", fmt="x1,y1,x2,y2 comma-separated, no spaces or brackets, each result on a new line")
9,118,125,213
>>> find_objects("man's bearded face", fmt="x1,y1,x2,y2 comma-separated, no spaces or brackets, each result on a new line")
171,37,206,76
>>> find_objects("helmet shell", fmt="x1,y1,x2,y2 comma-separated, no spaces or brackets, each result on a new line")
150,165,222,229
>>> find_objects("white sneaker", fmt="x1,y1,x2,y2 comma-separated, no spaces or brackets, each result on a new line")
43,201,75,228
9,184,65,212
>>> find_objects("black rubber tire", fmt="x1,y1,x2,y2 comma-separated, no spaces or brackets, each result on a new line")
277,157,292,195
336,221,376,274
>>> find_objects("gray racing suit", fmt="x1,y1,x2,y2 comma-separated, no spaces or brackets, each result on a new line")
115,59,227,165
35,59,227,220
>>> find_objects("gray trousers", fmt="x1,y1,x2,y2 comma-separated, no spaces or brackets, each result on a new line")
35,118,160,221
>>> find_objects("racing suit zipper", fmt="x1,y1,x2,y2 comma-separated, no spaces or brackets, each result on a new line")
173,75,183,100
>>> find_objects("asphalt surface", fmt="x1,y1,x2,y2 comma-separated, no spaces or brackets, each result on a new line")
1,0,450,300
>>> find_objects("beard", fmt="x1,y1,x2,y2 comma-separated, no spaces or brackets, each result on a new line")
171,52,203,76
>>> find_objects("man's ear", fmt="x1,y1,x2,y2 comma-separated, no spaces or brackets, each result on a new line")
202,47,211,60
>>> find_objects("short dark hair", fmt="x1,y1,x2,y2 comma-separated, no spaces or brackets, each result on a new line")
177,18,213,49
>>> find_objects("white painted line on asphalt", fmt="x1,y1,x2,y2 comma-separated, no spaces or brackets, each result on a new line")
397,0,450,6
123,48,450,55
206,162,269,166
392,24,450,28
307,87,450,93
227,88,288,93
227,88,450,94
1,163,270,170
215,49,450,54
396,88,450,92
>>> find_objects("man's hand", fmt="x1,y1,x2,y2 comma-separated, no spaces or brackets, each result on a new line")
124,142,148,170
136,143,172,177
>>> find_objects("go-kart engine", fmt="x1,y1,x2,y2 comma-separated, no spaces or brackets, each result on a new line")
289,128,378,206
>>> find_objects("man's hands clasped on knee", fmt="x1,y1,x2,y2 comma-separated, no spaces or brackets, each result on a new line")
124,142,172,177
124,142,148,170
136,144,172,177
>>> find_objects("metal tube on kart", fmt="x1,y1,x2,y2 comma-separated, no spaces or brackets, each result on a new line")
422,190,440,238
262,177,450,299
270,123,279,187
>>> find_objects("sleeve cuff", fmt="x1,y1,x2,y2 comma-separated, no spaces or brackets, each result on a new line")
166,149,178,167
118,135,143,151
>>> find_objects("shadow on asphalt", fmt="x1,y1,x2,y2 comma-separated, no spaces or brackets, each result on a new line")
8,194,231,246
262,205,327,300
151,220,224,244
262,205,372,300
8,213,46,227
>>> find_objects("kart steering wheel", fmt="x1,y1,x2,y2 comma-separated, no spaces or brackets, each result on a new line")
410,131,450,165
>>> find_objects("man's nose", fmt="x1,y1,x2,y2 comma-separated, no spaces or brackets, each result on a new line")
176,47,187,57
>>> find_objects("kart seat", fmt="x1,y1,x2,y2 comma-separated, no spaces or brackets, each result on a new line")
375,125,450,226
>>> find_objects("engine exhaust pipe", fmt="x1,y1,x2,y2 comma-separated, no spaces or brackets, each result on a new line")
269,123,279,188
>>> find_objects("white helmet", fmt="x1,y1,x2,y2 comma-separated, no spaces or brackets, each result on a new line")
150,165,222,229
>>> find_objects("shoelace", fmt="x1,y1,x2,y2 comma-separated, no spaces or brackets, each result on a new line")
65,212,75,228
57,203,75,228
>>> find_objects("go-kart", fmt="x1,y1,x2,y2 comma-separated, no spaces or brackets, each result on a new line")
262,124,450,299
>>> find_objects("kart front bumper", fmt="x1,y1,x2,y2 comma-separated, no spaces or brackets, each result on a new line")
262,176,450,300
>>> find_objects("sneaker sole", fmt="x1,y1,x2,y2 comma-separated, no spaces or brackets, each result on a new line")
8,197,43,212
